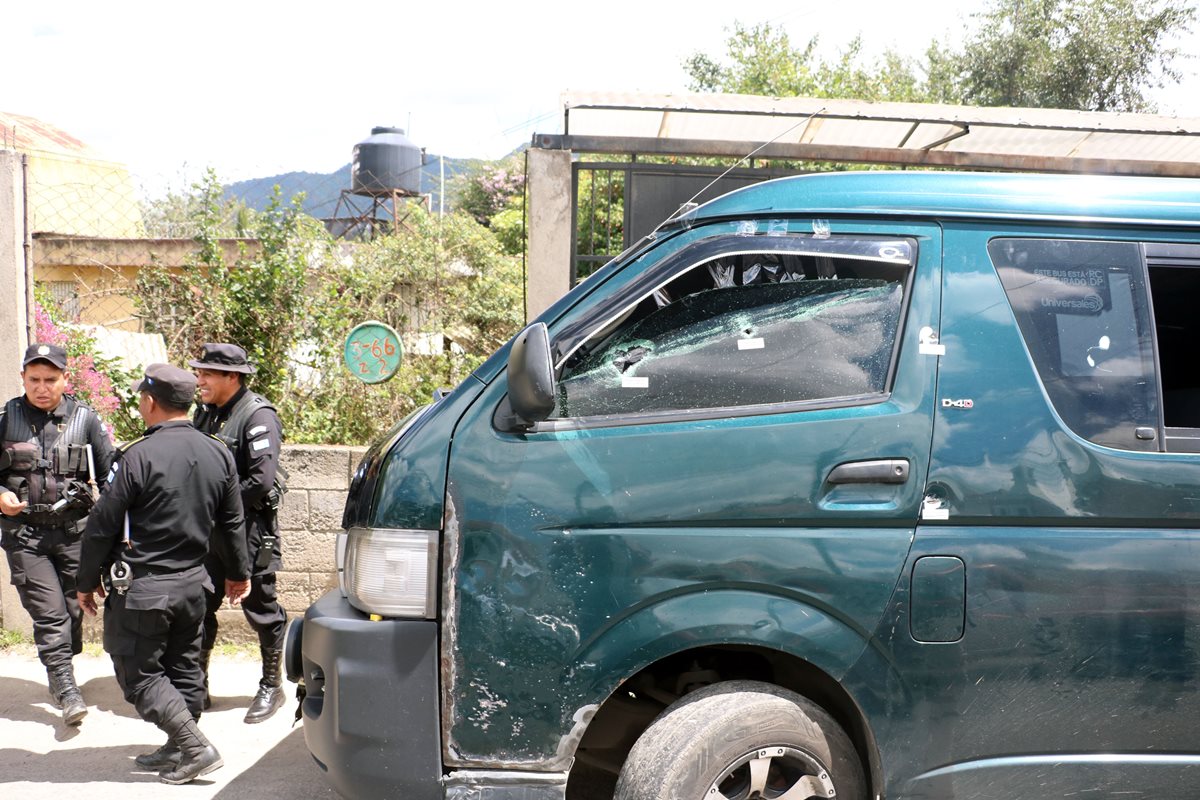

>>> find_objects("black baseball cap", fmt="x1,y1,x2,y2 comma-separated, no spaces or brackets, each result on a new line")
22,343,68,370
188,342,256,374
135,363,197,408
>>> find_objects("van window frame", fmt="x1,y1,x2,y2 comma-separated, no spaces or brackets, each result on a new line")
1145,241,1200,453
993,235,1200,454
530,230,919,432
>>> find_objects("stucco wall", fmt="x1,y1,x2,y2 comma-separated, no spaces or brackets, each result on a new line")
1,443,367,644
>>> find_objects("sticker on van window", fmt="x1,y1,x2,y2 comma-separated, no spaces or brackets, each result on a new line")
1030,267,1112,316
621,376,649,389
737,338,765,350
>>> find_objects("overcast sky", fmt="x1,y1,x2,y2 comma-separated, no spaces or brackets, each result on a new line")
6,0,1199,194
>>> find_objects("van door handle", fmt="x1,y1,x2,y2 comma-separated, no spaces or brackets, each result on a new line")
827,459,910,485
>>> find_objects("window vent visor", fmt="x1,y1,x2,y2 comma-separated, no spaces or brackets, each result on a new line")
343,527,439,619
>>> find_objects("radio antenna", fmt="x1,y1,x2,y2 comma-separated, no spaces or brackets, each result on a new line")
652,107,826,236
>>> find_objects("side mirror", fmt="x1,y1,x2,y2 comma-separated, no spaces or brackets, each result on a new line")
505,322,556,429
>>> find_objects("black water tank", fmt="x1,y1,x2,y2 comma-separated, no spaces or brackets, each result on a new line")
352,126,423,195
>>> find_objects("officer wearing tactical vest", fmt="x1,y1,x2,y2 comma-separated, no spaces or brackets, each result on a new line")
78,363,251,784
1,343,115,726
190,343,288,724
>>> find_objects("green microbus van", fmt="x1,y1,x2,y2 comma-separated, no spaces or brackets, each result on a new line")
286,171,1200,800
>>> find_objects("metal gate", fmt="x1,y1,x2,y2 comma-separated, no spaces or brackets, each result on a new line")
571,161,798,284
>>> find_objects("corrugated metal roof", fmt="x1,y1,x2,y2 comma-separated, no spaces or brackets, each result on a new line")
1,110,143,237
0,110,107,160
555,92,1200,176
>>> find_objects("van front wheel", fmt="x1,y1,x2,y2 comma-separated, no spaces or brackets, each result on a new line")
613,680,866,800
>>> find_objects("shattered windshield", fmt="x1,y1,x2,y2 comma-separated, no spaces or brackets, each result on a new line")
553,239,910,420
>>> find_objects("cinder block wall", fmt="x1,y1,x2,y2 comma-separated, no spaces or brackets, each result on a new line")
209,443,368,645
2,444,366,644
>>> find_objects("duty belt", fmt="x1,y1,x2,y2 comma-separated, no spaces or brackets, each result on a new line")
129,563,187,579
18,506,87,527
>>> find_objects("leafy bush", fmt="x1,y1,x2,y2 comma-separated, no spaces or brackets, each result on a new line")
283,205,524,444
32,289,138,442
134,170,524,446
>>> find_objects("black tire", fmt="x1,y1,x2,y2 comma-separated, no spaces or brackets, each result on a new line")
614,680,866,800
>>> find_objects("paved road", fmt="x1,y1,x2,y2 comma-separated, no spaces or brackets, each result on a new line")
0,645,339,799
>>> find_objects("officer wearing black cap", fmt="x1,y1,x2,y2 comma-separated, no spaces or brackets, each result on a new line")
1,342,115,726
77,363,251,785
189,342,288,723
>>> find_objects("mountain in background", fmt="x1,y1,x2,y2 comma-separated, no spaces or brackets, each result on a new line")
224,154,479,221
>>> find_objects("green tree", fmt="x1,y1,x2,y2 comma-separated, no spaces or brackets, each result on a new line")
688,2,1195,112
684,23,943,102
956,0,1195,111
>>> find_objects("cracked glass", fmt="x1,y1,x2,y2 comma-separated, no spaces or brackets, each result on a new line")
553,238,910,419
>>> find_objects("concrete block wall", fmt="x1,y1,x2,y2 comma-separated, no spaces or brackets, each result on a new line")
211,444,367,644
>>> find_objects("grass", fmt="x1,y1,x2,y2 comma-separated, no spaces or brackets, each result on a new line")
0,628,32,650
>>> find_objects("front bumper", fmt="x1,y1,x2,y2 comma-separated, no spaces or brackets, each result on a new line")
294,590,441,800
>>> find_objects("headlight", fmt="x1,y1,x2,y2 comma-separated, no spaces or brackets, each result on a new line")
343,527,439,618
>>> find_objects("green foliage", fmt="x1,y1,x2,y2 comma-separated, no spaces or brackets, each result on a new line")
223,189,320,399
688,2,1195,113
575,165,626,280
33,287,140,442
684,22,946,103
281,206,524,444
134,170,523,446
141,172,246,239
955,0,1196,111
0,628,32,650
135,170,235,359
135,169,328,402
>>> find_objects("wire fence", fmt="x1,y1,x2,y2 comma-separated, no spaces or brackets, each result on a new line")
9,139,529,447
24,149,458,363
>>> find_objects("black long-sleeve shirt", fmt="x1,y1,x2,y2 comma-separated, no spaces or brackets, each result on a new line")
77,419,250,591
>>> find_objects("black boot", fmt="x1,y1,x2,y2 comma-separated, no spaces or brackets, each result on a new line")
158,712,223,784
136,709,199,769
134,739,181,770
200,648,213,711
243,646,284,724
47,665,87,726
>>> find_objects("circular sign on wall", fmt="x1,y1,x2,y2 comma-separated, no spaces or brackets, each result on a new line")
344,321,403,384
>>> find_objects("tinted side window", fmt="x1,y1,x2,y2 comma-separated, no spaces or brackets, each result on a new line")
992,239,1158,451
553,236,911,420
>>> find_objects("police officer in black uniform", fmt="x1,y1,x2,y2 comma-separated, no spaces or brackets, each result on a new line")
190,343,288,723
77,364,251,785
1,343,115,726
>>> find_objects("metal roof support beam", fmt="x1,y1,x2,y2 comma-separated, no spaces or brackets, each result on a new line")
532,134,1200,178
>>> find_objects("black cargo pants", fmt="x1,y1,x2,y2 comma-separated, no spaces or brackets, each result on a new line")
1,523,84,670
202,554,286,652
104,564,211,727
